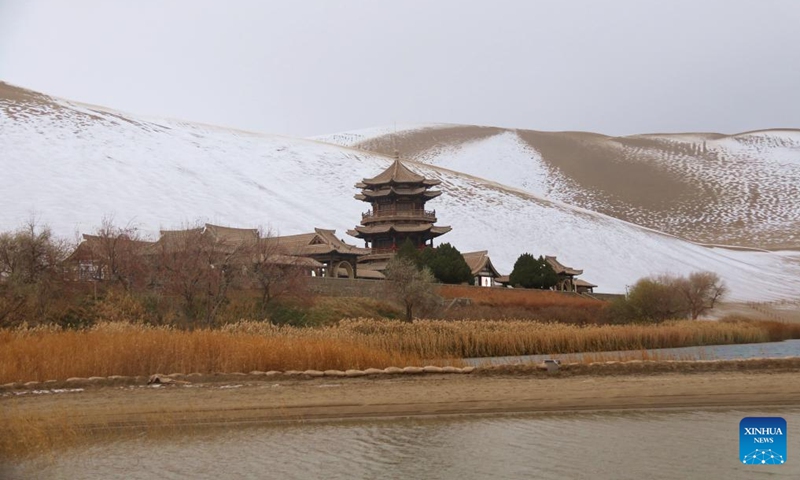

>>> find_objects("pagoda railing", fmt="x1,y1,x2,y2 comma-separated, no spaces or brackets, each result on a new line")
368,245,429,255
369,247,397,255
362,208,436,222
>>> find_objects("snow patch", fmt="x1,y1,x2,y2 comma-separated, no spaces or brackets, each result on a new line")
311,123,449,147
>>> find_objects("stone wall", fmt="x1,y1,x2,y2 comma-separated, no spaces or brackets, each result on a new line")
305,277,621,302
304,277,389,298
589,292,625,302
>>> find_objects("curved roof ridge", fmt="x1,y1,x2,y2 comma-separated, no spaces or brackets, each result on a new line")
360,158,439,186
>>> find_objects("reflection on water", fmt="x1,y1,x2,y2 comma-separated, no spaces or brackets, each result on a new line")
7,409,799,479
465,339,800,366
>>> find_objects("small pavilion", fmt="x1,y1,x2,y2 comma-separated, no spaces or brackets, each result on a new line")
462,250,503,287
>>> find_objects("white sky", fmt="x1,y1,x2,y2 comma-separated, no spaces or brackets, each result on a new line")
1,0,799,137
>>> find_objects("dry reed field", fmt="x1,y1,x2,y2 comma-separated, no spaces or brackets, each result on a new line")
437,285,603,309
3,318,798,384
0,323,424,384
249,318,796,358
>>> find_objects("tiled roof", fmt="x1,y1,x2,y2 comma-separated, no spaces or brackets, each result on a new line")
355,187,442,200
66,233,154,262
356,268,386,280
359,159,441,187
462,250,503,277
349,224,452,237
264,254,324,268
545,255,583,276
204,224,258,244
264,228,370,256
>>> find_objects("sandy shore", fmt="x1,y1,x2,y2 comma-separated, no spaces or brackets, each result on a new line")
4,363,800,431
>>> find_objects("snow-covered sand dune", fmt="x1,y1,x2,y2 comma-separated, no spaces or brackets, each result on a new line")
2,82,799,301
332,125,800,250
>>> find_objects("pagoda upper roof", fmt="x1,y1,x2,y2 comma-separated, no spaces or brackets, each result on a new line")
355,187,442,201
358,159,441,187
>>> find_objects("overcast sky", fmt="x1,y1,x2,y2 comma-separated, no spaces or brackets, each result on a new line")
1,0,799,137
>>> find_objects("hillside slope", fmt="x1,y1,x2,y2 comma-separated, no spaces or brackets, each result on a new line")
320,125,800,250
2,82,800,301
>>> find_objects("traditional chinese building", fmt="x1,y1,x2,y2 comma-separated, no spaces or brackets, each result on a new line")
496,255,597,293
348,154,451,256
574,278,597,294
462,250,503,287
264,228,370,278
66,233,154,282
545,255,582,292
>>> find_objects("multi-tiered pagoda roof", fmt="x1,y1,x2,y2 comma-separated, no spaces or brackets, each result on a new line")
348,156,451,254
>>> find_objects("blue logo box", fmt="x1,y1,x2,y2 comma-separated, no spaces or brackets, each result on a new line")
740,417,787,465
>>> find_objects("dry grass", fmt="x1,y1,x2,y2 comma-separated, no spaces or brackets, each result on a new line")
541,349,709,365
719,315,800,340
2,317,796,384
437,285,603,309
220,317,785,359
0,322,423,384
269,318,772,358
1,406,84,461
0,404,209,462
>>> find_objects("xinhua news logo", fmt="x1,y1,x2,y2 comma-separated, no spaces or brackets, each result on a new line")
740,417,787,465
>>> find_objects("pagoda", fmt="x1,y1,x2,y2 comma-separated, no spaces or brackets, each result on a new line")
348,154,451,256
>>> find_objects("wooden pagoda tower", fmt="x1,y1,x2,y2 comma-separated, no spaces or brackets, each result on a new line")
348,154,451,256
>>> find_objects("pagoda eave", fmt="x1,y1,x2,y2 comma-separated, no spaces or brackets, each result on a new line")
350,224,452,237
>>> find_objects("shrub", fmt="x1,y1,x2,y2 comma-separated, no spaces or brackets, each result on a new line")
610,271,728,323
627,276,688,322
384,256,438,322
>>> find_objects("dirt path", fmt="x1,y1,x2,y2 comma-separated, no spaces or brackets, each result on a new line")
4,370,800,430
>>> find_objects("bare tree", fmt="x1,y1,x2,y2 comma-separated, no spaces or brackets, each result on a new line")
153,224,247,326
384,255,438,322
0,230,26,326
675,271,727,319
0,219,70,326
90,216,149,290
0,219,67,285
248,227,309,311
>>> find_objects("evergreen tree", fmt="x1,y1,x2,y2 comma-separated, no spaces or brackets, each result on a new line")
420,243,472,284
509,253,558,289
395,238,422,268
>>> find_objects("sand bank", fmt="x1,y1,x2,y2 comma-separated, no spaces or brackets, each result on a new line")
3,360,799,432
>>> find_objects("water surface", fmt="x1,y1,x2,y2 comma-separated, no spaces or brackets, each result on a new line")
7,408,799,479
465,339,800,365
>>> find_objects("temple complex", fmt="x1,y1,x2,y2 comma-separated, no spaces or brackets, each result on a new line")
65,155,598,292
